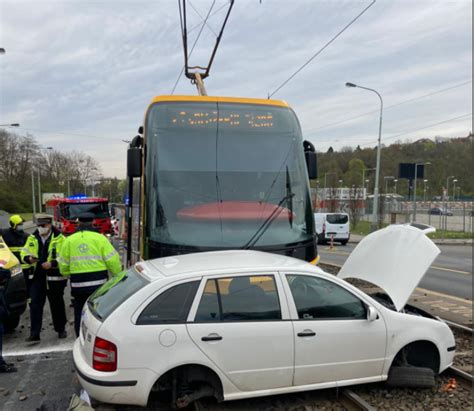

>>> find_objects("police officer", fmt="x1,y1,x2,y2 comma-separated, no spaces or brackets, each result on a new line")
59,212,122,337
21,214,68,342
0,215,32,295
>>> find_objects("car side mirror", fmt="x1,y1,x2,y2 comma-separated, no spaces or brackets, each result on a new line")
367,306,378,321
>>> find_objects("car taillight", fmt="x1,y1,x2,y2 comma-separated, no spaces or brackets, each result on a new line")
93,337,117,372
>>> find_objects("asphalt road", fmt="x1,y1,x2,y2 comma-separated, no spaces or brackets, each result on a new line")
1,284,79,410
318,243,473,300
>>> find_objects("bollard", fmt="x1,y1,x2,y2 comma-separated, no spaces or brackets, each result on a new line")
330,234,334,250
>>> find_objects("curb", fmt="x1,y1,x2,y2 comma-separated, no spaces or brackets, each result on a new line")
349,236,472,245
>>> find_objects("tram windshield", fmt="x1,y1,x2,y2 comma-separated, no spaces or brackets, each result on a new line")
145,101,314,248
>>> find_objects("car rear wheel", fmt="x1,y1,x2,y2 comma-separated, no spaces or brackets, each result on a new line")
387,366,435,388
340,240,348,245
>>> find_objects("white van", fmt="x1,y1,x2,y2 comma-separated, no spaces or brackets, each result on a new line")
314,212,350,245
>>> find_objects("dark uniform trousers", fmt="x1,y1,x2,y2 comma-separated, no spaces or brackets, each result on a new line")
30,272,67,336
71,270,108,337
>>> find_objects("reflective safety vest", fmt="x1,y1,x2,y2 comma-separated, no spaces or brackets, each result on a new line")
58,229,122,293
20,230,65,281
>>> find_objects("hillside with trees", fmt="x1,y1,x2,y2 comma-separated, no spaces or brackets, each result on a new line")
314,133,473,199
0,129,125,213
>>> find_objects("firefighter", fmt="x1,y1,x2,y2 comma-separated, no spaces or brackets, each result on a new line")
59,212,122,337
21,214,68,342
0,215,32,295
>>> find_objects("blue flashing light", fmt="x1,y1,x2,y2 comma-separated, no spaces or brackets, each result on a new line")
68,195,88,200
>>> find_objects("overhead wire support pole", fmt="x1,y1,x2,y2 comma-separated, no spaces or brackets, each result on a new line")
268,0,376,99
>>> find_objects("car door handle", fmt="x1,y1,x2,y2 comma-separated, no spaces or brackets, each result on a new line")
201,334,223,342
297,330,316,337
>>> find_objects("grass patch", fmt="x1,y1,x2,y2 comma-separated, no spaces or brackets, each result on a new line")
351,220,388,235
427,230,474,240
352,220,473,239
16,212,33,222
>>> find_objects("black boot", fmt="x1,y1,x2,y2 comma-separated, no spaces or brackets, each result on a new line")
25,334,40,343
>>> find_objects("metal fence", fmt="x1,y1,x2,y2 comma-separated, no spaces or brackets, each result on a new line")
360,201,474,233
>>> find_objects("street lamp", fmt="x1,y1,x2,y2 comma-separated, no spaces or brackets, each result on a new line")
346,82,383,230
413,161,431,221
362,167,375,190
446,176,455,202
423,179,428,202
393,178,398,194
32,146,53,213
452,179,458,202
384,176,395,194
0,123,20,127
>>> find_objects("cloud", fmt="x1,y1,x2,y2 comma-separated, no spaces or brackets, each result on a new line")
0,0,471,177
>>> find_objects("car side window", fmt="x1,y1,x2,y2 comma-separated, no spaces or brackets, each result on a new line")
137,281,199,325
195,275,281,322
287,275,366,320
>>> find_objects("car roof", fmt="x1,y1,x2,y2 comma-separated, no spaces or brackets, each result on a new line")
138,250,314,281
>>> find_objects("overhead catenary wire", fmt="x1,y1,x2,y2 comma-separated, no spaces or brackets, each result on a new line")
313,80,472,132
188,2,229,34
171,0,217,94
355,113,472,147
268,0,376,98
189,0,218,36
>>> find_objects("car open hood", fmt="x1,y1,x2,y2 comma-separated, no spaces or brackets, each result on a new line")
338,224,440,311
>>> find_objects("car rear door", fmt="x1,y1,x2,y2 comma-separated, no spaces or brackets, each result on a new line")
284,273,387,386
186,273,294,392
325,214,349,239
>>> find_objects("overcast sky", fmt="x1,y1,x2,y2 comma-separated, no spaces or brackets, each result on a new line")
0,0,472,177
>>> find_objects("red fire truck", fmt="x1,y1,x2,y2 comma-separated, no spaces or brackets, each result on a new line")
45,196,112,235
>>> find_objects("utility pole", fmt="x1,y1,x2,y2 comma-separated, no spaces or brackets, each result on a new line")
31,169,36,215
37,169,42,213
346,83,383,231
413,162,430,222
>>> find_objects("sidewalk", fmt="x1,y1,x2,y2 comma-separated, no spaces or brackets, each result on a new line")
349,233,473,245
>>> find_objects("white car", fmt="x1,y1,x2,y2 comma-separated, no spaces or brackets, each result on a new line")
74,225,455,408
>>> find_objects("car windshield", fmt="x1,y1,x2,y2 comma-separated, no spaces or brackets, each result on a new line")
88,267,149,321
63,202,109,219
326,214,348,224
145,101,314,248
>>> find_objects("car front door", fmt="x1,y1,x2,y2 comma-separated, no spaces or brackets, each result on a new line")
186,274,294,392
284,274,387,386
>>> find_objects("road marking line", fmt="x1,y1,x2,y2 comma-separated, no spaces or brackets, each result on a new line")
321,250,351,256
4,344,73,357
416,287,473,304
431,265,471,275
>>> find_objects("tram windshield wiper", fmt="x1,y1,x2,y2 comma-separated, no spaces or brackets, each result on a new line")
243,168,295,250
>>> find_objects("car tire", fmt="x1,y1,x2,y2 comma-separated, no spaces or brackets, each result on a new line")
4,315,20,333
340,240,348,245
386,366,435,388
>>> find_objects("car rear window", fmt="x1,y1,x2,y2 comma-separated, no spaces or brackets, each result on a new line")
88,267,149,321
326,214,348,224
